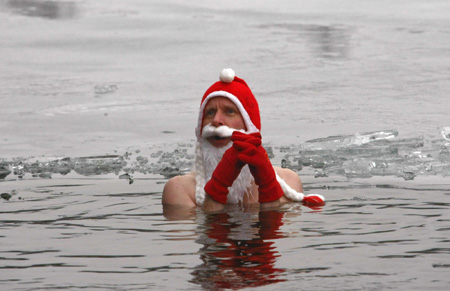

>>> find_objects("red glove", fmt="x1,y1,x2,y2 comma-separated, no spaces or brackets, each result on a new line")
204,146,245,204
231,132,284,203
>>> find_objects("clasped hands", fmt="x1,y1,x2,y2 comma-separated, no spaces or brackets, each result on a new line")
204,131,284,204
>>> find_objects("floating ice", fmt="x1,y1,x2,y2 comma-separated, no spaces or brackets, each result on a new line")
352,130,398,145
1,129,449,182
119,173,134,184
305,129,398,148
94,84,118,97
282,129,450,179
441,127,450,141
0,166,11,179
1,193,12,201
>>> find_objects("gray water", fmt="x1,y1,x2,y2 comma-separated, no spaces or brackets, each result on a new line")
1,0,450,290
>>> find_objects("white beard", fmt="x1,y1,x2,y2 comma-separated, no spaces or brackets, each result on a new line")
193,124,307,205
194,127,255,205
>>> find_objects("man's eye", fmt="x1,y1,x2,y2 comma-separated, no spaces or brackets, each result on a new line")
205,109,215,117
226,108,236,115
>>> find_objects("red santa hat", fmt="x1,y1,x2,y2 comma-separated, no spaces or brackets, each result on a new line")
195,68,260,140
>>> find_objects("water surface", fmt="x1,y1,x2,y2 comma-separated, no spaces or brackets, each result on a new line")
1,0,450,290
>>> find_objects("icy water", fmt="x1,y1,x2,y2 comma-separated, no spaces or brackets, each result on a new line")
1,0,450,290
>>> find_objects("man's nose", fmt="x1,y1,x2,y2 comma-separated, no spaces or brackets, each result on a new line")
211,110,225,127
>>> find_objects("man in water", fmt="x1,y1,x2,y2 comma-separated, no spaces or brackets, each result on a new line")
162,69,324,212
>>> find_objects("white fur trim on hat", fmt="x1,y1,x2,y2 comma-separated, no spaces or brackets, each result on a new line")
276,173,325,203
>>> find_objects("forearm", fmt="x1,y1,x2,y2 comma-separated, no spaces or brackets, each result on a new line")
203,194,225,212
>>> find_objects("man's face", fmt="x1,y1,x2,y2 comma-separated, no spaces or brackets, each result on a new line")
202,97,246,148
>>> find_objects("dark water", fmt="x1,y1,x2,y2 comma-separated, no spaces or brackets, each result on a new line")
1,140,449,290
1,0,450,290
1,175,450,290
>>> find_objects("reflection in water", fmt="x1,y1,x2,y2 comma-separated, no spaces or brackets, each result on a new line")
307,24,351,59
6,0,77,20
261,23,351,59
192,210,286,289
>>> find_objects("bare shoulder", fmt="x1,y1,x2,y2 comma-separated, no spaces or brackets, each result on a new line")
274,166,303,192
162,172,196,207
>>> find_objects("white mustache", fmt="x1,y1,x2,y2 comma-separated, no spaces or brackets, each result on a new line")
201,124,245,139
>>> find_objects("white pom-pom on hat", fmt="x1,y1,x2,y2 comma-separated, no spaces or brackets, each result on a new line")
219,68,235,83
